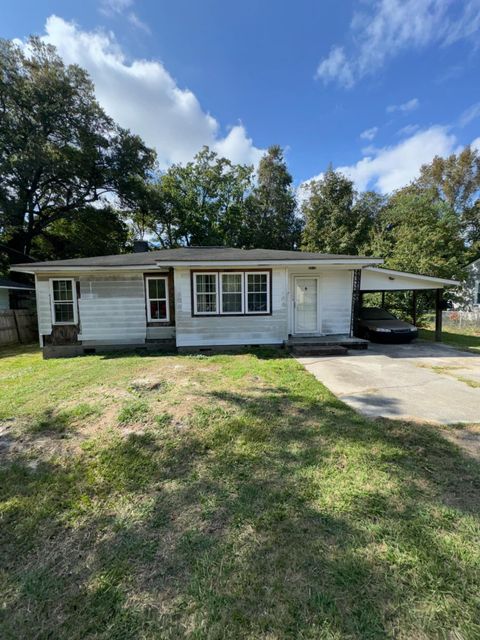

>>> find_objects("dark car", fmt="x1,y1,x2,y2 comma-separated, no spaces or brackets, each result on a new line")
357,307,418,343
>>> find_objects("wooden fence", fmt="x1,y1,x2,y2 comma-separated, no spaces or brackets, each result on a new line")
0,310,38,346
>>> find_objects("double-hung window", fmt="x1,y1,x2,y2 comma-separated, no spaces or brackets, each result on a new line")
50,279,77,325
246,272,269,314
193,271,270,316
146,277,169,322
194,273,218,314
221,273,243,314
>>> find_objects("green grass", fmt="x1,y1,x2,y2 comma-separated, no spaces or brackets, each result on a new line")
419,327,480,352
1,345,479,639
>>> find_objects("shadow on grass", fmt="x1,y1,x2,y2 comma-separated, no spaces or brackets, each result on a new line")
1,358,480,639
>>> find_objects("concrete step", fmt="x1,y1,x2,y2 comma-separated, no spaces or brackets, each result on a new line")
290,345,348,357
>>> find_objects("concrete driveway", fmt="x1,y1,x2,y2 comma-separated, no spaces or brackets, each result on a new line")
297,341,480,425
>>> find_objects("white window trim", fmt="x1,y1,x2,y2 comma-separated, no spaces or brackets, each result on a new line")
193,272,219,315
49,278,78,325
220,272,244,315
146,276,170,322
245,271,270,315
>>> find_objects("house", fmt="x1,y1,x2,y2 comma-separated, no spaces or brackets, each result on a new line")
461,257,480,309
11,247,459,358
0,277,36,310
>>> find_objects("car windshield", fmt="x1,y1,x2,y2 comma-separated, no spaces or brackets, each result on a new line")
360,307,396,320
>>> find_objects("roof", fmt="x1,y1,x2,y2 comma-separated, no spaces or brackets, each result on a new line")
0,277,35,290
11,247,383,272
361,267,460,290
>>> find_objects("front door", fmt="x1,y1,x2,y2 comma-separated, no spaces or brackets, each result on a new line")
294,277,318,333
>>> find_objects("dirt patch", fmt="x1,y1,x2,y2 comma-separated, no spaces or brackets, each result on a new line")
441,425,480,461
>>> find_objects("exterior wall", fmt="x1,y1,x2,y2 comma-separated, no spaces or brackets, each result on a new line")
78,273,147,344
174,267,288,347
0,289,10,310
36,277,53,337
288,267,353,336
462,259,480,309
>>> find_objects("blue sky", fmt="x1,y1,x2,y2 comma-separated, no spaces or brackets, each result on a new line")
2,0,480,192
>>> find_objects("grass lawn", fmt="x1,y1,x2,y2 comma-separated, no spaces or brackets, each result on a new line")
1,345,479,639
419,326,480,352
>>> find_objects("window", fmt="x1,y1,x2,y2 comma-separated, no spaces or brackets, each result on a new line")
221,273,243,313
246,272,270,314
476,281,480,305
194,273,218,314
146,277,169,322
50,279,77,324
193,271,270,316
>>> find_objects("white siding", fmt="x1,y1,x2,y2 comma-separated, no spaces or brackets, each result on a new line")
146,326,175,340
319,270,353,335
78,274,147,343
0,289,10,310
175,267,288,347
288,267,353,336
36,277,53,336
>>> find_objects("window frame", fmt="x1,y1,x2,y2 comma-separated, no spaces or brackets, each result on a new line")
245,271,271,315
193,272,219,315
220,272,244,315
146,276,170,323
191,269,272,317
49,278,78,326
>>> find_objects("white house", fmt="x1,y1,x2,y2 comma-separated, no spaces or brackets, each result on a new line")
11,247,459,358
462,257,480,309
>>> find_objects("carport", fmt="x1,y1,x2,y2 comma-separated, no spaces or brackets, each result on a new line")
357,267,460,341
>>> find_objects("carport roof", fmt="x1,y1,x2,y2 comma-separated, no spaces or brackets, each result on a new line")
361,267,460,291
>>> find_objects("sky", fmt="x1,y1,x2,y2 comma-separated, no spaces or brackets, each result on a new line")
2,0,480,193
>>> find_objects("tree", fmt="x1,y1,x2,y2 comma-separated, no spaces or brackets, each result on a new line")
247,146,300,250
416,146,480,251
33,206,129,261
368,186,467,317
0,37,156,260
144,147,254,247
301,167,379,254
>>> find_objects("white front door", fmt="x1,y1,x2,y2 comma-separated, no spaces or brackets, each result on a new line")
294,277,318,333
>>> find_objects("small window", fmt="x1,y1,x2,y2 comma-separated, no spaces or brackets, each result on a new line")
246,272,270,314
476,281,480,305
146,277,169,322
221,273,243,314
194,273,218,314
50,279,77,324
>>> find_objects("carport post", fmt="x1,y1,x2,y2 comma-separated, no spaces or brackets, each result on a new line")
412,291,417,326
435,289,443,342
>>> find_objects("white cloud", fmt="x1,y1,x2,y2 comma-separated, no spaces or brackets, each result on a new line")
315,46,354,88
316,0,480,87
303,126,457,194
36,16,262,168
471,137,480,152
387,98,419,113
360,126,379,141
127,12,151,34
99,0,133,17
459,102,480,127
397,124,420,137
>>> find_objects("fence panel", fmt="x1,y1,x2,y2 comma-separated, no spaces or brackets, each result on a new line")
0,310,38,346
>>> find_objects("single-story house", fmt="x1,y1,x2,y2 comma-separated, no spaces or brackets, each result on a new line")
460,257,480,309
0,277,36,311
11,247,459,358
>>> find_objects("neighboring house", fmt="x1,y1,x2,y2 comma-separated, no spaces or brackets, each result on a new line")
0,277,35,311
461,257,480,309
11,247,458,358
